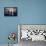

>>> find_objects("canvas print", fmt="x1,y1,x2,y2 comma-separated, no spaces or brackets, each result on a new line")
4,7,17,16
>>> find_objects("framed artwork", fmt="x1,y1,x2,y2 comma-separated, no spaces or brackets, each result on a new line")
4,7,17,16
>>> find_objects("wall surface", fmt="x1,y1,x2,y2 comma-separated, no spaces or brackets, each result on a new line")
0,0,20,44
0,0,46,45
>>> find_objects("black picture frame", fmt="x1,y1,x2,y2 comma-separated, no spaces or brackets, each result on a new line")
4,7,17,16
